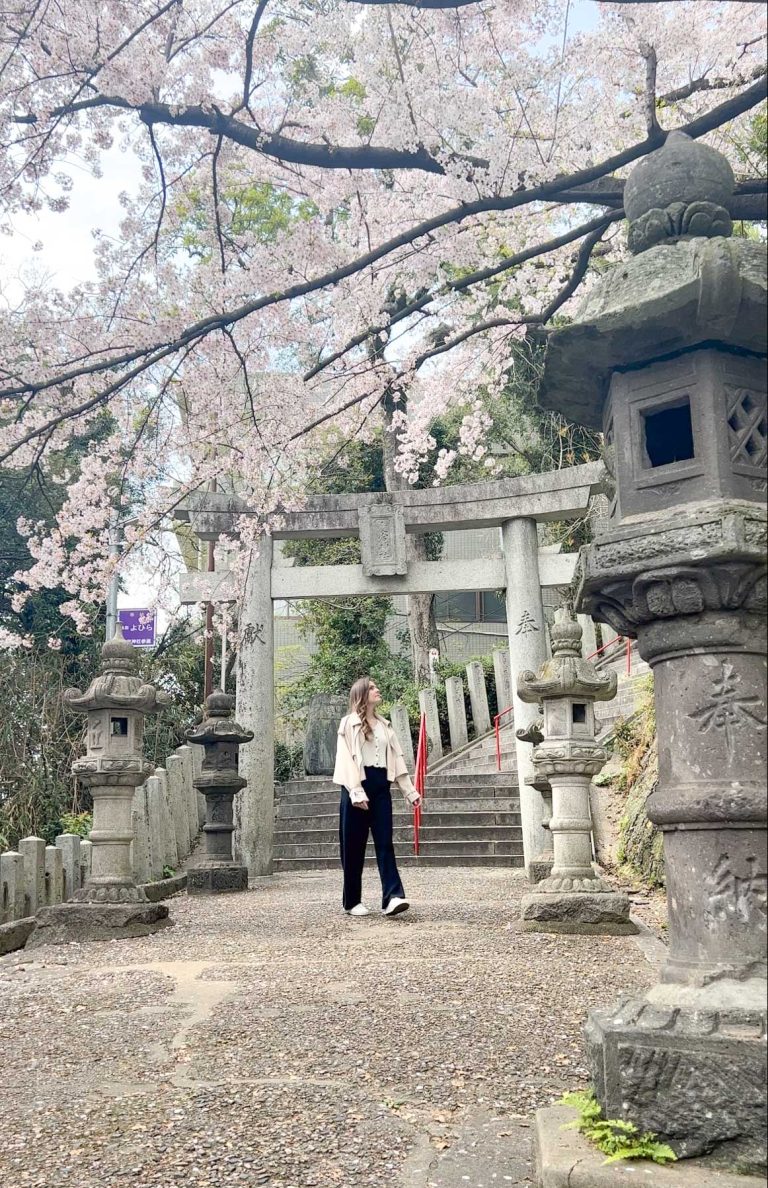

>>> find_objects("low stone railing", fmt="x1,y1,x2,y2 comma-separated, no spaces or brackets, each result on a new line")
0,742,203,926
1,834,93,924
130,742,204,884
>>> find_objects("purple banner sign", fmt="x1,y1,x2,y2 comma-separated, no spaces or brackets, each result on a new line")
118,608,157,648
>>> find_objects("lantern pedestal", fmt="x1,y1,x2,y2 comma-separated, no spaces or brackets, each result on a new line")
516,609,635,935
538,133,767,1171
186,689,253,896
29,628,172,947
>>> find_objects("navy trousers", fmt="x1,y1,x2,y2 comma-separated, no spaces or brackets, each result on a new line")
339,766,406,910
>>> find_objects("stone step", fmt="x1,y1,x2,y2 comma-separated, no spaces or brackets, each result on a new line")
274,853,523,871
426,772,514,786
275,824,523,846
276,783,518,807
274,838,524,860
275,808,522,830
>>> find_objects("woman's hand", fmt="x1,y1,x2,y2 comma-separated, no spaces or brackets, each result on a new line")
353,798,370,810
411,794,422,809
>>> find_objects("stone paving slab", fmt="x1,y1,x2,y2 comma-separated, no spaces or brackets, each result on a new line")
0,867,657,1188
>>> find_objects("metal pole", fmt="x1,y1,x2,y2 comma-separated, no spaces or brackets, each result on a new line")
221,603,228,693
105,516,120,640
203,479,217,700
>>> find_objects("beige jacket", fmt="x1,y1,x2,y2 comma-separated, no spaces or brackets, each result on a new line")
333,711,420,806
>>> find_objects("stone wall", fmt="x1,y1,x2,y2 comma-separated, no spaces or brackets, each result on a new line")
0,742,202,927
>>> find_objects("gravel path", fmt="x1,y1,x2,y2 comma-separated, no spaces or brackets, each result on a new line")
0,867,658,1188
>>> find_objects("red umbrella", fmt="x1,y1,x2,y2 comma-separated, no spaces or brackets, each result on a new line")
413,713,427,855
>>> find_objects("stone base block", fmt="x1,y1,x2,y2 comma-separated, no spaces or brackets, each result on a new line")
536,1106,767,1187
0,916,36,956
520,891,638,935
586,993,767,1173
187,864,249,895
26,901,171,948
140,873,187,902
528,855,554,884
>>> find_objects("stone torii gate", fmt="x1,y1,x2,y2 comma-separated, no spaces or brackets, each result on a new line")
176,462,606,877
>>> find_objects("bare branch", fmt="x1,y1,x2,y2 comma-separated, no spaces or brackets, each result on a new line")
660,61,766,105
640,41,661,137
242,0,270,111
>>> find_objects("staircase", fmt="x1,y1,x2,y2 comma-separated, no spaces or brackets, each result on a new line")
273,770,523,871
430,721,517,776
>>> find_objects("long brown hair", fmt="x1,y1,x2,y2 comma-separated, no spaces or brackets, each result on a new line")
348,676,374,738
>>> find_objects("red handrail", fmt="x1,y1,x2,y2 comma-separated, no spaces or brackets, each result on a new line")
413,712,427,855
494,705,514,772
587,633,633,676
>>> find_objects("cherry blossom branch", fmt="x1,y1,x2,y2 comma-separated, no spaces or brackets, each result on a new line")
412,219,611,368
304,210,621,381
14,95,451,175
0,76,764,453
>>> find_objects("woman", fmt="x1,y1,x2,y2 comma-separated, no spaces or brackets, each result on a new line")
333,676,422,918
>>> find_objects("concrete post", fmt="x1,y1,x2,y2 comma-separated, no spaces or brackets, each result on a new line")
1,851,23,923
80,838,93,883
418,687,443,762
235,536,274,877
502,518,550,872
178,745,198,850
131,785,151,885
445,676,468,751
166,754,190,861
577,615,598,663
191,744,206,827
44,846,64,906
145,775,167,880
153,768,178,870
466,660,491,735
492,648,513,717
55,833,81,898
19,837,45,916
390,703,415,771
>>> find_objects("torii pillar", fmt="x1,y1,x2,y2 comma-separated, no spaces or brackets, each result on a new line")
234,537,274,877
502,518,550,875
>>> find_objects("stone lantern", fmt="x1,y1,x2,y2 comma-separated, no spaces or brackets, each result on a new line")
30,626,172,946
185,688,253,894
539,132,767,1170
516,606,634,934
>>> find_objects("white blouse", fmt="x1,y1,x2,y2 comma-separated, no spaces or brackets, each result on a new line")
360,718,389,769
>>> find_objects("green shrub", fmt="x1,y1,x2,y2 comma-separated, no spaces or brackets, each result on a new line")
559,1090,676,1166
275,741,304,783
59,811,92,838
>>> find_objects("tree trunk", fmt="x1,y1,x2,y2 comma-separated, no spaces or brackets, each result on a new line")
381,390,440,686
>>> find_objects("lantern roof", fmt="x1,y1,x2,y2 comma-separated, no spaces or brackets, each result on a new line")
63,624,170,714
186,688,254,746
517,606,618,704
538,133,766,429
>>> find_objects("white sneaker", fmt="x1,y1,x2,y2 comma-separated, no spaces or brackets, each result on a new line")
383,897,410,917
346,904,370,916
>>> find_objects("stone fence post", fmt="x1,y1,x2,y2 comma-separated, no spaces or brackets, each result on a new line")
418,688,443,762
